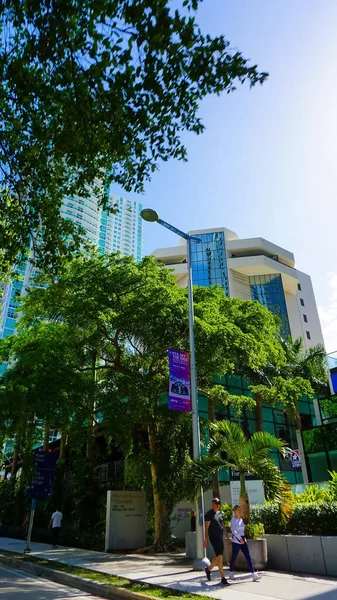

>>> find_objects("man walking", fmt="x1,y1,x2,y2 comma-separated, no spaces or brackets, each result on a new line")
49,508,63,549
203,498,230,586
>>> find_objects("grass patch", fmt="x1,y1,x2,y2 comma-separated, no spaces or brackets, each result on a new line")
0,549,212,600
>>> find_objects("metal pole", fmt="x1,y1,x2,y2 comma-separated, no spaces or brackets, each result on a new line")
187,237,209,571
24,498,36,553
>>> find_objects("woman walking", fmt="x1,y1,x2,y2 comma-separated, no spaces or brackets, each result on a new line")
229,505,260,582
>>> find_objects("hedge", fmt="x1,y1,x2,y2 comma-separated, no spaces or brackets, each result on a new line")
251,502,337,536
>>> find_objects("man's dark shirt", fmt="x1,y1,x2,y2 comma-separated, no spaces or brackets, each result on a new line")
204,509,224,541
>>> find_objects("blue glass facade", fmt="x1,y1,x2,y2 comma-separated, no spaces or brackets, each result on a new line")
191,232,229,295
250,274,291,339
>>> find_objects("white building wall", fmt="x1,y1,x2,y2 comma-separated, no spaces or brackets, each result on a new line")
295,271,325,349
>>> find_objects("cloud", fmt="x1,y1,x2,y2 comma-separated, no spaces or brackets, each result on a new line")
318,273,337,354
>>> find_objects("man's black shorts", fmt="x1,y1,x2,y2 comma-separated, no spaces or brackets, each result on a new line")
210,538,224,557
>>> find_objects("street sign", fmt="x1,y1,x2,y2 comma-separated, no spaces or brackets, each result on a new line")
230,469,256,482
290,449,301,469
28,451,58,500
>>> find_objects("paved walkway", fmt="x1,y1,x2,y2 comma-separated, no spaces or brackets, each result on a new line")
1,537,337,600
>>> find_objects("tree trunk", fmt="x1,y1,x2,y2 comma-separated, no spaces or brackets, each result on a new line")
239,472,250,524
11,445,19,478
255,395,263,432
86,352,96,470
148,424,170,550
43,422,50,452
208,397,220,500
59,431,66,460
295,409,302,431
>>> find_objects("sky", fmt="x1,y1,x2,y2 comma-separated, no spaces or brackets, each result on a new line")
114,0,337,353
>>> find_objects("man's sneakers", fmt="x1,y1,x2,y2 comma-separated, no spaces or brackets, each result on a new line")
205,567,211,581
228,571,235,580
252,573,261,582
221,577,230,586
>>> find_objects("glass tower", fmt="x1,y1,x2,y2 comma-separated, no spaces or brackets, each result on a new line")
0,189,144,341
190,231,229,296
250,274,291,339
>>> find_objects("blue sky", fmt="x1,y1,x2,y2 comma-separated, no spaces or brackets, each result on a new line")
115,1,337,352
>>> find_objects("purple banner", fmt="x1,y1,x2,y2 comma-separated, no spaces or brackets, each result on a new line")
168,348,191,412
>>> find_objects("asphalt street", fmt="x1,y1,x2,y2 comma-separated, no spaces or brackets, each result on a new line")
0,564,100,599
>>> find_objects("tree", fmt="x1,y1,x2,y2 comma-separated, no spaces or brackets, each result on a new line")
17,253,292,547
194,420,287,523
0,1,267,276
0,322,89,476
250,338,329,431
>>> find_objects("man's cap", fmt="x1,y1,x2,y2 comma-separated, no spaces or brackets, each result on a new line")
212,497,221,504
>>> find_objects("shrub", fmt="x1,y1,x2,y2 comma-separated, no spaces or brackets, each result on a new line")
293,484,328,504
251,502,337,536
220,503,233,528
245,523,265,539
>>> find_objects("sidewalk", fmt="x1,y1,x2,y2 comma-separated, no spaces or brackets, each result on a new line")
0,537,337,600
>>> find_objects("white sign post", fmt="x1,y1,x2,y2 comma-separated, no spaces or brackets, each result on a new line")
230,480,265,506
105,490,147,551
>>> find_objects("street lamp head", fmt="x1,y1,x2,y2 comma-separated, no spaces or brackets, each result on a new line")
140,208,159,223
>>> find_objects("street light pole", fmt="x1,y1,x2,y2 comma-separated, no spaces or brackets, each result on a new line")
140,209,209,571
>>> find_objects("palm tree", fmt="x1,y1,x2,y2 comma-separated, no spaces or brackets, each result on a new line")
194,420,288,522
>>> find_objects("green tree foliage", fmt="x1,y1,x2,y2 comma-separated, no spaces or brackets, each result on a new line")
0,0,267,276
193,420,287,523
9,252,292,547
250,337,329,431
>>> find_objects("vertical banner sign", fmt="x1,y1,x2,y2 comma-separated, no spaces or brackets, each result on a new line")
28,451,58,500
168,348,191,412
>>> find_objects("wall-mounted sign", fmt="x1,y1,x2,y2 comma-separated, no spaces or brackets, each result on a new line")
290,449,301,469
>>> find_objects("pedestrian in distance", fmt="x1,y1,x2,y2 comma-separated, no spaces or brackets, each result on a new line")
204,497,230,586
49,508,63,549
228,505,260,582
190,510,196,532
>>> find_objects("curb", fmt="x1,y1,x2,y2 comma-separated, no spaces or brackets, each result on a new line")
0,552,160,600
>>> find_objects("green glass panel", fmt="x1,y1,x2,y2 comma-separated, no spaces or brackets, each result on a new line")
219,469,230,483
298,401,311,415
274,411,286,424
283,471,296,484
308,452,328,482
328,450,337,471
295,471,304,484
262,407,273,422
263,421,276,436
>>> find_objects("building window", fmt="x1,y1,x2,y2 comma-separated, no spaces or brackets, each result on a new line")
303,314,308,323
298,283,302,291
250,273,291,339
300,298,305,307
306,331,311,340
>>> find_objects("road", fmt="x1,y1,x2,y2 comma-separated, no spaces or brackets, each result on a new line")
0,564,100,599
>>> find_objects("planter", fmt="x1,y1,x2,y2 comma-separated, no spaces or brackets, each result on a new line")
186,532,267,571
265,534,337,576
225,539,267,571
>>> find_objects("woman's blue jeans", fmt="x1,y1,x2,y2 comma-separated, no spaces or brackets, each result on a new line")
230,541,254,573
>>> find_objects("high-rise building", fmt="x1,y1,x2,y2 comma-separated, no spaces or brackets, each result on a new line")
0,190,143,340
99,194,143,262
153,226,325,350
